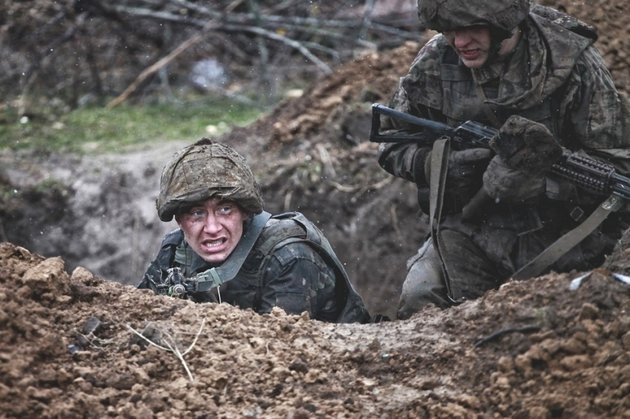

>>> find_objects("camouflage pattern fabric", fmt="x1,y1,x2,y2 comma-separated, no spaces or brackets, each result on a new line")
424,147,493,213
418,0,529,39
378,9,630,316
139,213,371,324
156,138,263,222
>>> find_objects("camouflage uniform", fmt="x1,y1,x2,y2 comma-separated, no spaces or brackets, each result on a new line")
139,211,370,323
140,139,371,323
379,2,630,318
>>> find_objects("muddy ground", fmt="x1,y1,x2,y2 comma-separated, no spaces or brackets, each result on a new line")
1,236,629,417
1,0,629,417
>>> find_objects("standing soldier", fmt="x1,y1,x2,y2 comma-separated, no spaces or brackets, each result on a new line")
377,0,630,319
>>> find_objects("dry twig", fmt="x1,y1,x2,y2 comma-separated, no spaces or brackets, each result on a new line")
126,318,207,382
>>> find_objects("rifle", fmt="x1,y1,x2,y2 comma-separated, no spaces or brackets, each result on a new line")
149,267,192,298
370,103,629,280
369,103,630,200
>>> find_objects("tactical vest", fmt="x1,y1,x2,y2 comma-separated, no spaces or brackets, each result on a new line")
141,212,371,323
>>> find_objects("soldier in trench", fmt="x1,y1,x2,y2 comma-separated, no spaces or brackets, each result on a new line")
377,0,630,319
139,138,371,323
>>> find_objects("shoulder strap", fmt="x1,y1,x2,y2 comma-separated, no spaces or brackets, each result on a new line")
513,194,622,280
260,212,370,323
428,137,463,303
530,4,598,41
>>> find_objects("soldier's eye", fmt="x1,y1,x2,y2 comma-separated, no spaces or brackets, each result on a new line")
189,209,207,221
217,204,233,215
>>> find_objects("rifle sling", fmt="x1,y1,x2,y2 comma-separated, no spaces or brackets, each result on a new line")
512,194,622,280
189,211,272,292
428,138,461,303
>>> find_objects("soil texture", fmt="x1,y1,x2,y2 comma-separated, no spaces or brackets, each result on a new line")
1,0,629,416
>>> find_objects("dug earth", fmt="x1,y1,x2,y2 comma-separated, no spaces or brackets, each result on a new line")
0,230,629,416
1,0,629,416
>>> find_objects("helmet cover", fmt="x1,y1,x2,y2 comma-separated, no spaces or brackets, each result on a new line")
418,0,530,39
156,138,263,221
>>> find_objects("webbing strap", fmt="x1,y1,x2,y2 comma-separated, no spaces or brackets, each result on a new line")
428,138,460,302
190,211,272,292
512,194,622,280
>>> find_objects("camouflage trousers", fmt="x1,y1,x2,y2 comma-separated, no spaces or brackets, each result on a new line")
396,214,618,320
397,229,506,319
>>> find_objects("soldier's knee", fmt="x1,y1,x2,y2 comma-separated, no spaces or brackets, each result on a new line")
397,241,449,319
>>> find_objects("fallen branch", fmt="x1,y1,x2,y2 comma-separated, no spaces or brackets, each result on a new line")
126,318,206,382
107,20,219,109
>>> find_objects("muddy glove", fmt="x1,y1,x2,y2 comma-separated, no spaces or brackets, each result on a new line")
482,116,562,204
489,115,563,171
482,156,548,203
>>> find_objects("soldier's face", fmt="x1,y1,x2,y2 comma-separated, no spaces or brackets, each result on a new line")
443,25,492,68
176,198,247,264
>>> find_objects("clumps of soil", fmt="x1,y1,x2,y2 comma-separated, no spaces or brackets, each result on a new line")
0,2,629,415
0,240,628,417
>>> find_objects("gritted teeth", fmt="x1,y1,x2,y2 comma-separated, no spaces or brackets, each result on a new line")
203,238,227,247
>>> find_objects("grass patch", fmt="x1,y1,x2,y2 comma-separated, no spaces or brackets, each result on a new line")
0,97,263,153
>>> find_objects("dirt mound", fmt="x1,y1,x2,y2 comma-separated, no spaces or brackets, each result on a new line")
1,240,628,417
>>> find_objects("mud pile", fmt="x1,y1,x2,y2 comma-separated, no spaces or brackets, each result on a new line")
1,1,629,415
2,0,628,318
1,240,628,417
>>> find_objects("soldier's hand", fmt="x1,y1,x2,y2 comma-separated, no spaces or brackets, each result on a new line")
490,115,562,172
482,155,546,203
423,147,493,186
418,146,493,212
165,267,188,298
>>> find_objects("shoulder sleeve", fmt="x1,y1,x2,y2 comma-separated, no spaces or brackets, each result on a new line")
377,35,450,183
564,46,630,174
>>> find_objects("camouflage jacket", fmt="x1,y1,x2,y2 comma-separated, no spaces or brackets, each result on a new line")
139,212,371,323
378,11,630,274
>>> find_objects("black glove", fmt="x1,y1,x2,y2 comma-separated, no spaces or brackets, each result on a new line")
418,147,493,211
482,116,562,204
422,147,493,190
489,115,562,172
482,156,547,203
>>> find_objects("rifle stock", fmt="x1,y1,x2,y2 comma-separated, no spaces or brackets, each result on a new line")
370,103,630,201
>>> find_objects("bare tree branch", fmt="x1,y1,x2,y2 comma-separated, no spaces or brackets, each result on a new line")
107,20,220,108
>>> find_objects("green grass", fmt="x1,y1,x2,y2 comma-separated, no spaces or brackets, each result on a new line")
0,97,263,153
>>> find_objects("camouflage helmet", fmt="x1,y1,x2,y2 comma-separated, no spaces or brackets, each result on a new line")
418,0,530,40
156,138,263,222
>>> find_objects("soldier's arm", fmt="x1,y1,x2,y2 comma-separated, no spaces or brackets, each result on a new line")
258,242,338,322
564,46,630,175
